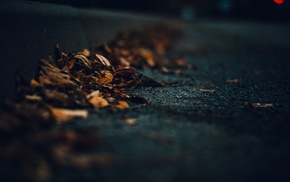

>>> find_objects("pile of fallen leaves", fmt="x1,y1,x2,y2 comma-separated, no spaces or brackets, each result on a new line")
0,24,183,181
95,24,183,69
17,44,161,123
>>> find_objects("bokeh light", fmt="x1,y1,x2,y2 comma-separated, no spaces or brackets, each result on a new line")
274,0,284,5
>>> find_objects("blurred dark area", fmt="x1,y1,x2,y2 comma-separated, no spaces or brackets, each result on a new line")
30,0,290,20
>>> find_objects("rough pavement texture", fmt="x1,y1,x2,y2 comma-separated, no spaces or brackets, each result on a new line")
62,21,290,182
1,2,290,182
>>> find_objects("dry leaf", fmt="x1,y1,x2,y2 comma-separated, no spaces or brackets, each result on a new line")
95,54,111,67
140,48,155,67
97,70,114,85
161,67,170,73
226,79,239,83
116,101,130,109
244,102,273,109
0,25,182,181
200,89,215,93
48,106,88,122
25,95,42,101
122,118,137,125
76,49,90,57
119,57,130,67
87,90,100,98
74,55,92,68
30,79,42,87
116,67,136,79
88,96,109,108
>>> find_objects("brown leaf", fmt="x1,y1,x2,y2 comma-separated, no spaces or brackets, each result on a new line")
244,102,273,109
38,60,76,86
200,89,215,93
88,96,109,108
48,106,88,122
97,70,114,85
95,54,111,67
76,49,90,57
116,67,136,79
67,59,76,70
30,79,42,87
74,55,92,69
25,95,42,101
116,101,130,109
87,90,109,108
161,67,170,73
122,118,137,125
119,57,131,67
140,48,155,67
87,90,101,98
226,79,239,83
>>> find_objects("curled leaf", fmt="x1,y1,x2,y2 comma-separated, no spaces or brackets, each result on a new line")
76,49,90,57
95,54,111,67
74,55,92,69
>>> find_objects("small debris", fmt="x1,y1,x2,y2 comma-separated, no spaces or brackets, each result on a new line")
48,106,88,123
244,102,273,109
200,89,216,93
116,101,130,109
122,118,138,125
226,79,239,83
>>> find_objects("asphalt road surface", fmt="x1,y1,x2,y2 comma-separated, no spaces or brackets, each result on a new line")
1,2,290,181
62,20,290,182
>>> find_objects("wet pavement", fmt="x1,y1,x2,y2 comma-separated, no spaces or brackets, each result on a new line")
63,21,290,181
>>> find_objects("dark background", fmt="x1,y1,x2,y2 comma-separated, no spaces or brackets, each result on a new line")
30,0,290,20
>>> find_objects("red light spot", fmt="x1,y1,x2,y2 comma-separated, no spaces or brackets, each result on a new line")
274,0,284,4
